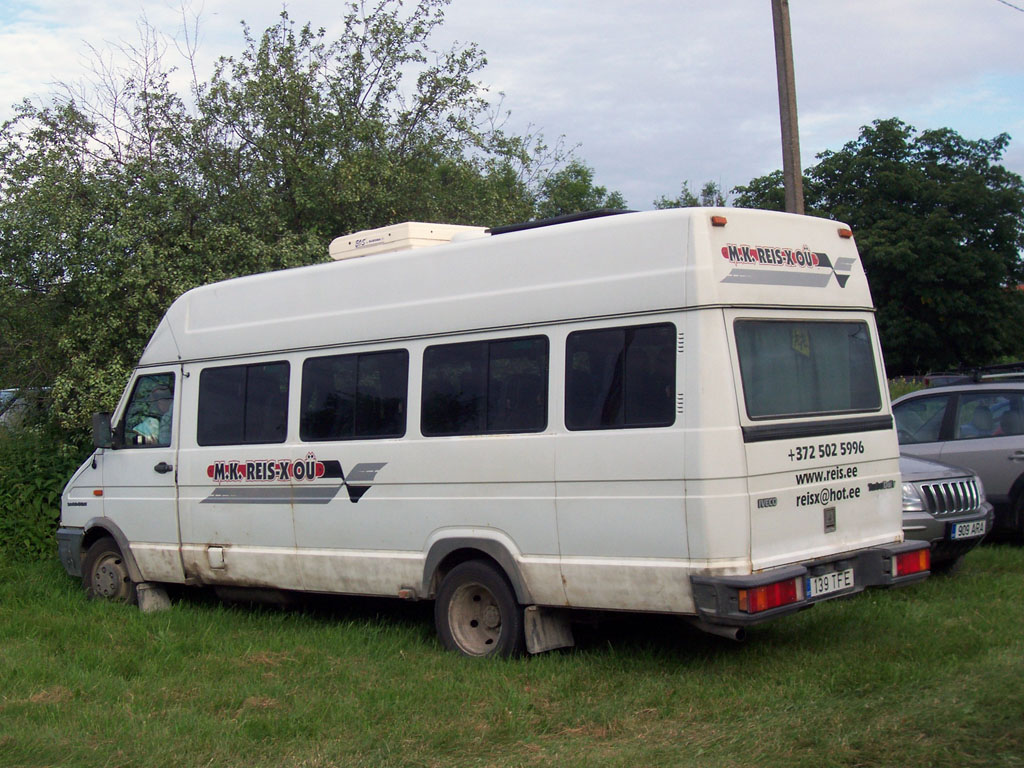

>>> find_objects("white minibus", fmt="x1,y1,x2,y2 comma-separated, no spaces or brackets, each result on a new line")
58,208,929,656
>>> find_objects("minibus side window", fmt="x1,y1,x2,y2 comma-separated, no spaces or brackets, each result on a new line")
301,350,408,441
197,362,289,446
421,336,548,436
565,323,676,430
122,373,175,447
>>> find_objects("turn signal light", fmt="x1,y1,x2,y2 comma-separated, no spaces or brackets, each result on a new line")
738,577,802,613
93,489,103,497
893,548,930,577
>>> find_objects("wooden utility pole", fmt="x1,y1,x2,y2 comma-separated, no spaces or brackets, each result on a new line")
771,0,804,214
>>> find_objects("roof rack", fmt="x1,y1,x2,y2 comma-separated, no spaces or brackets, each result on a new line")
977,372,1024,382
488,208,634,236
973,361,1024,376
924,361,1024,387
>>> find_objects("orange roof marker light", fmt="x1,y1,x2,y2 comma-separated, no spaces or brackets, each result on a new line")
838,227,853,239
710,215,728,227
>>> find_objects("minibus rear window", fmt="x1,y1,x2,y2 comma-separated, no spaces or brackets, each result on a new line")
734,320,881,420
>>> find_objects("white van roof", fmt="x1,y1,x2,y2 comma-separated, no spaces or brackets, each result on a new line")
139,208,871,366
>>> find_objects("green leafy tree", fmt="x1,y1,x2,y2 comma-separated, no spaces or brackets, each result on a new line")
195,5,538,241
733,119,1024,374
534,160,627,219
731,170,787,212
0,0,562,430
654,180,726,209
0,103,103,407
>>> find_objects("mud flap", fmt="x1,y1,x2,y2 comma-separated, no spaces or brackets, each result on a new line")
524,605,575,654
137,583,172,613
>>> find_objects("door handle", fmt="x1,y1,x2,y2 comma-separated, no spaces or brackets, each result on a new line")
154,461,174,474
1009,451,1024,462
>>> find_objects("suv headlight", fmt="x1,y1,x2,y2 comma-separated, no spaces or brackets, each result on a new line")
974,475,986,504
902,482,926,512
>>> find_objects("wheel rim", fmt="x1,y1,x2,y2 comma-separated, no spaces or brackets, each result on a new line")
447,580,504,655
91,551,131,600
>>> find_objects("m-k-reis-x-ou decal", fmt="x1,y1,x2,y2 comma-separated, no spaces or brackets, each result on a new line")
720,244,855,288
203,453,386,504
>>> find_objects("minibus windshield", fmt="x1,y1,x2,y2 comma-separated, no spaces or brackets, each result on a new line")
735,320,882,420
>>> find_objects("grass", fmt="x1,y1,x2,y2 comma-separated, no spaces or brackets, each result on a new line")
1,547,1023,767
0,375,999,766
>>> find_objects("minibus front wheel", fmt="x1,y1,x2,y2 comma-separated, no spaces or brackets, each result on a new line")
82,536,137,604
435,560,524,657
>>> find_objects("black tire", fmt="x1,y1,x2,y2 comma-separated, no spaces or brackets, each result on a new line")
82,536,137,604
931,554,964,576
1014,495,1024,544
434,560,524,657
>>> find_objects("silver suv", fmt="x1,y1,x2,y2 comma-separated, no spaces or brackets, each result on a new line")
893,381,1024,538
900,454,993,571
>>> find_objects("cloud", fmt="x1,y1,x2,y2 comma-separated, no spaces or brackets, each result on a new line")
1,0,1021,209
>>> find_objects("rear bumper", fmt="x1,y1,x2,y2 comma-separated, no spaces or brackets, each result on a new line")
690,540,929,627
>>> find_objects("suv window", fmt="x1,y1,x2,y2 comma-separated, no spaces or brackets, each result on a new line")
954,392,1024,440
894,394,952,445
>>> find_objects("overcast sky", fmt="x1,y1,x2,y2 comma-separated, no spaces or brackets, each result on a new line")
1,0,1022,210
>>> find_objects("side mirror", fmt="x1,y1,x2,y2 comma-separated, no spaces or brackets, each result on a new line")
92,412,113,449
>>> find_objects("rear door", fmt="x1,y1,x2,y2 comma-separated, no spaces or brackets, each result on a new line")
939,390,1024,509
727,310,903,572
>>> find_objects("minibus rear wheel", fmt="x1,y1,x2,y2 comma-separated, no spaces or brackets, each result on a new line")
82,536,137,604
435,560,524,657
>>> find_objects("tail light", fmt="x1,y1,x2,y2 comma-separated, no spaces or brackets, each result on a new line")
738,577,803,613
893,548,930,577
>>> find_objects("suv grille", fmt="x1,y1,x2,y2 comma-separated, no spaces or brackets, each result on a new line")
917,479,980,517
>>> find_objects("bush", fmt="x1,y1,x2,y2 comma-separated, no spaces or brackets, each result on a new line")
889,377,924,400
0,424,89,562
